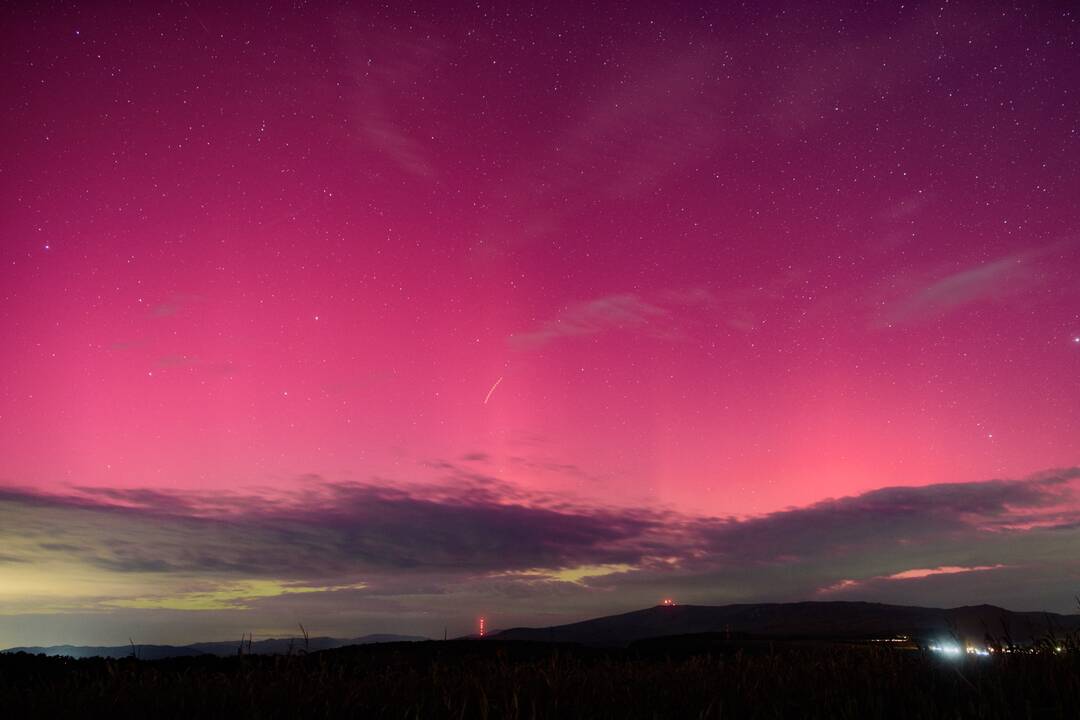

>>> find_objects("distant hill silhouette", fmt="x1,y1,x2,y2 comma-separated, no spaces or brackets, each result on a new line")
495,601,1080,647
3,633,427,659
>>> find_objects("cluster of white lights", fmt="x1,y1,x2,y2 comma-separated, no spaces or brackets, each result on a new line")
870,635,910,643
926,641,991,658
927,641,963,657
927,642,1075,657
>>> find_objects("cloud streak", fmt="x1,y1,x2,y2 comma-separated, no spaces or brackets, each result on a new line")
881,243,1076,325
886,254,1031,323
819,564,1008,595
510,293,688,349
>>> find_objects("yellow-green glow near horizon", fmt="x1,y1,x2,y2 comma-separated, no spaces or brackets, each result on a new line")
107,580,369,611
498,563,636,584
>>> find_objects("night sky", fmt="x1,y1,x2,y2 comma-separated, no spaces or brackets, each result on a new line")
2,1,1079,647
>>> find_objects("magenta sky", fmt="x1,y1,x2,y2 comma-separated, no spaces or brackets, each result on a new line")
2,1,1079,646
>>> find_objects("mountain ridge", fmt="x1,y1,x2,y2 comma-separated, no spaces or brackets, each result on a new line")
3,633,428,659
494,600,1080,647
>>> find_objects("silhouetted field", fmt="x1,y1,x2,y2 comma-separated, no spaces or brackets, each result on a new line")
2,638,1078,719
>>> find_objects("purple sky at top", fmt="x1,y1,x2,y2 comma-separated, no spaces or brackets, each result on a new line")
1,0,1079,646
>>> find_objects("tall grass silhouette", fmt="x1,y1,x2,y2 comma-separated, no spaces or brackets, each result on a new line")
2,636,1078,718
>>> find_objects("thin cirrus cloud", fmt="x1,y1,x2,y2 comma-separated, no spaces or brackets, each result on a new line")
509,293,682,349
884,565,1007,581
881,243,1075,325
818,565,1008,595
334,15,443,179
552,45,725,199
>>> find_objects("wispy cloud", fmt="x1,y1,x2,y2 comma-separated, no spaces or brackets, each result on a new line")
881,244,1074,325
819,564,1008,595
149,293,203,319
885,254,1032,323
509,292,717,349
335,15,442,179
884,565,1006,581
510,294,671,349
554,45,726,198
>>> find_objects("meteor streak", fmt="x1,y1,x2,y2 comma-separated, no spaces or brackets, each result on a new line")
483,376,504,404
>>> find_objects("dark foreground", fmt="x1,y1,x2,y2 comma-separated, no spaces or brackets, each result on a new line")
2,638,1078,719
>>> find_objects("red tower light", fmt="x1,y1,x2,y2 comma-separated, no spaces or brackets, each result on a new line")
479,616,486,637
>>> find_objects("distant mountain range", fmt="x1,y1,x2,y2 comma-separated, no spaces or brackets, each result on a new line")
495,601,1080,647
3,633,427,660
8,601,1079,658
